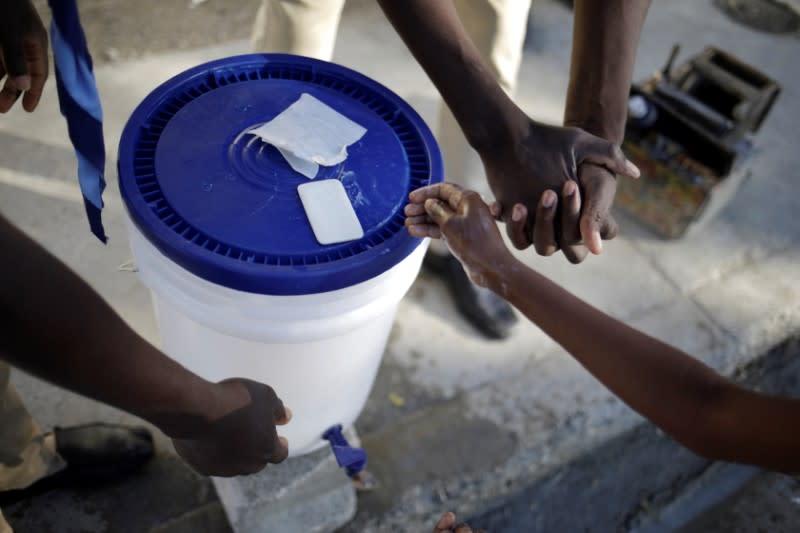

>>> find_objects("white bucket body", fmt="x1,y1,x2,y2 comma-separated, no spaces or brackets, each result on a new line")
127,221,427,455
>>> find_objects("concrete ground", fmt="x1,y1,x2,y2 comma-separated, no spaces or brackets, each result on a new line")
1,0,799,531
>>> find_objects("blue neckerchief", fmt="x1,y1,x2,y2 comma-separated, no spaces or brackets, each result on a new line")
48,0,107,243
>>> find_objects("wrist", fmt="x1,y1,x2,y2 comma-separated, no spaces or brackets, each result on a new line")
467,100,529,156
136,349,241,440
484,254,522,296
564,113,624,144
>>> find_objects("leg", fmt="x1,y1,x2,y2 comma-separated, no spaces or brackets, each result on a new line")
0,362,154,513
251,0,347,61
0,362,65,493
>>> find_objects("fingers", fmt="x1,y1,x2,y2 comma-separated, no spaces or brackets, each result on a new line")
601,213,619,241
407,184,493,241
270,435,290,464
533,191,558,256
577,164,618,255
560,181,581,245
0,38,29,82
489,201,504,222
407,184,463,238
275,405,292,425
506,203,530,250
560,243,589,264
407,223,442,239
267,393,289,463
405,215,433,226
531,184,588,263
434,512,456,532
559,181,589,264
404,202,441,238
0,75,23,113
22,34,48,112
409,183,465,211
273,404,291,460
0,39,29,113
404,202,428,217
254,383,289,464
575,133,640,179
433,513,474,533
404,196,451,239
424,198,455,227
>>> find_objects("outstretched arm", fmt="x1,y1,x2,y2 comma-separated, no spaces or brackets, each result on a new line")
407,183,800,474
0,214,290,476
377,0,640,261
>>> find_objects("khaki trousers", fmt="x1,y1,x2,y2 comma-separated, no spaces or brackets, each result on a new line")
0,362,65,531
252,0,532,193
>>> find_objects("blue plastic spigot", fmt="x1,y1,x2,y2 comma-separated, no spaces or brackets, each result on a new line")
323,424,367,478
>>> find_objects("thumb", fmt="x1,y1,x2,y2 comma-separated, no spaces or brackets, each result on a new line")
578,164,618,255
576,134,640,180
424,198,454,227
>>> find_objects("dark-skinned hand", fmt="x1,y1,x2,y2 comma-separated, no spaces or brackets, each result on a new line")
172,378,291,477
479,119,639,263
405,182,514,289
489,162,619,264
406,180,591,286
0,0,49,112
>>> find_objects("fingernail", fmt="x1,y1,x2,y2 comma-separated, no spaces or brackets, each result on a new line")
593,231,603,254
564,181,576,197
11,75,31,91
542,192,555,208
625,159,641,179
512,205,523,222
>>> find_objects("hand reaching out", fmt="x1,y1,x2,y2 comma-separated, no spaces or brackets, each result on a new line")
405,182,514,289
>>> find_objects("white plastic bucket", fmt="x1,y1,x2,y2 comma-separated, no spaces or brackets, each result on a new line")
127,221,427,456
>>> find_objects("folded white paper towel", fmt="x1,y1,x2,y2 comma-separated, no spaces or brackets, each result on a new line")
298,180,364,245
249,93,367,179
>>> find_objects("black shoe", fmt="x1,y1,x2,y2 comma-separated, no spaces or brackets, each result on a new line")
423,251,518,340
0,423,154,504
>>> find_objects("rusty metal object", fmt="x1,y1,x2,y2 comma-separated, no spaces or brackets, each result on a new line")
617,46,779,238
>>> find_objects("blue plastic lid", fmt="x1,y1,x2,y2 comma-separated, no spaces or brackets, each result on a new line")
118,54,442,295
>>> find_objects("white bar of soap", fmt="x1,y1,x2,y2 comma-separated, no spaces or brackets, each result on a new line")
298,180,364,245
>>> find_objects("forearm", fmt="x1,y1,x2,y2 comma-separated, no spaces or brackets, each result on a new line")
564,0,651,142
0,215,222,438
493,258,733,453
376,0,525,151
497,261,800,471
